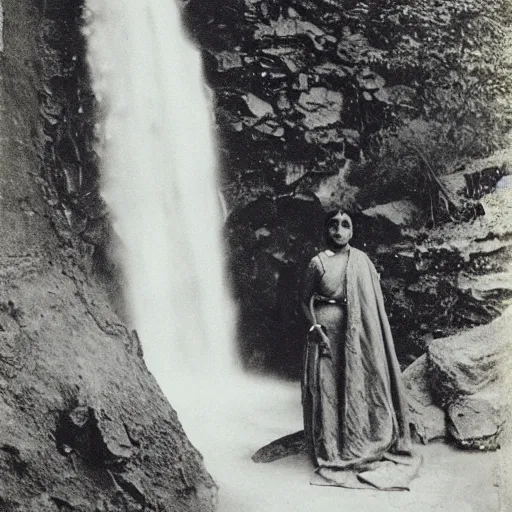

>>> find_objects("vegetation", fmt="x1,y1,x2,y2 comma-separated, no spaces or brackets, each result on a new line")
342,0,512,212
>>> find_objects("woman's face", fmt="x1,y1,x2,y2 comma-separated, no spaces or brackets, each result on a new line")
327,212,353,248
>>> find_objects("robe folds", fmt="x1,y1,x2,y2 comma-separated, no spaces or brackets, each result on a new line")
302,247,419,490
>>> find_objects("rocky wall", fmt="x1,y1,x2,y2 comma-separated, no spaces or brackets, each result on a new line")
0,1,217,510
222,133,512,375
181,0,512,376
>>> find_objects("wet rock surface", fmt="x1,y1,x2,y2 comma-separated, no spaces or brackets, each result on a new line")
0,1,217,510
183,0,512,381
37,1,105,248
183,0,414,209
35,0,125,317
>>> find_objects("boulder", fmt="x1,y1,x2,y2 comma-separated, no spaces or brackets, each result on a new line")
296,87,344,129
402,309,511,450
427,308,512,449
403,355,446,444
251,431,305,463
447,389,505,450
428,308,512,405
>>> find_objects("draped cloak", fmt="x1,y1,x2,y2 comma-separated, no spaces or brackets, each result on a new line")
302,247,418,489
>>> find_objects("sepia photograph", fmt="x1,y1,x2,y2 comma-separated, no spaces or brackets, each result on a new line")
0,0,511,510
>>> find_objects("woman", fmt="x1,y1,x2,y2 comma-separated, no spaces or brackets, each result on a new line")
301,210,415,489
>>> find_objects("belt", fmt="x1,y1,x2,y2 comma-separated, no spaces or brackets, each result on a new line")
314,295,347,305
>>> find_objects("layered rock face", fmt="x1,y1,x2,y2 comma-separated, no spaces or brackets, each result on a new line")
0,1,216,510
182,0,512,375
184,0,379,203
373,158,512,363
374,161,512,449
224,151,512,376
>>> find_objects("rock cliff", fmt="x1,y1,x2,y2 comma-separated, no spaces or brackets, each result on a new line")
0,1,216,510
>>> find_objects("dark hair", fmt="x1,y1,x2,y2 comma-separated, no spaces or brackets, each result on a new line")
323,210,353,246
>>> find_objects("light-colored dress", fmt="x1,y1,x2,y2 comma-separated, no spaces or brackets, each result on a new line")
302,247,416,489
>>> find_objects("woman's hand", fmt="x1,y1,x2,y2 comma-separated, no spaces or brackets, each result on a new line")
318,332,332,359
310,324,331,358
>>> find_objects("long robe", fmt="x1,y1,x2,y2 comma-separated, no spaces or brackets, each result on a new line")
302,247,418,489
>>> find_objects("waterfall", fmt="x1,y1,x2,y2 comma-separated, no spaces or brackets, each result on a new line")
83,0,236,395
83,4,305,510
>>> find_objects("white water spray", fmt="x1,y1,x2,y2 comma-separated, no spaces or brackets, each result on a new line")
84,3,306,510
84,1,236,393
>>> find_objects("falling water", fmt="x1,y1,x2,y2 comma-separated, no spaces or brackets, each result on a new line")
84,1,236,392
83,3,306,511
